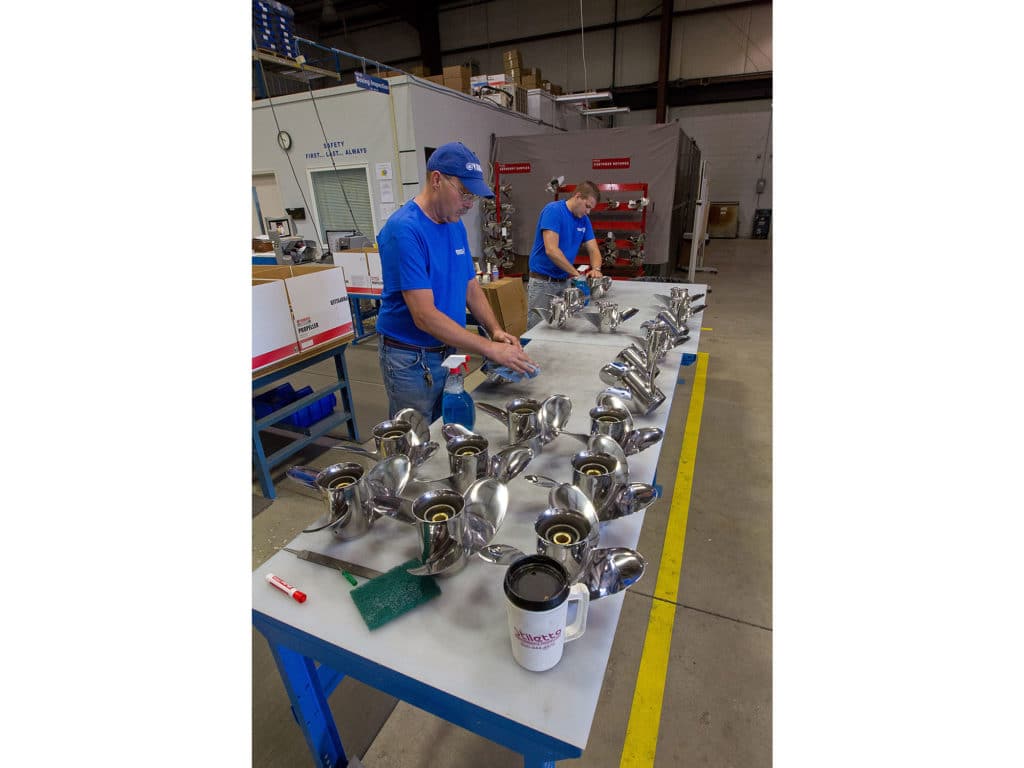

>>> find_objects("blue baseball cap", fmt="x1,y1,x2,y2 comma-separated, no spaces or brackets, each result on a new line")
427,142,495,198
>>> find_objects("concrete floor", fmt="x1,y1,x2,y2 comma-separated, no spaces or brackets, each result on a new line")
252,238,771,767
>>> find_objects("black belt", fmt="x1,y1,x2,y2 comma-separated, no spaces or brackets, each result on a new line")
529,271,569,283
381,336,449,354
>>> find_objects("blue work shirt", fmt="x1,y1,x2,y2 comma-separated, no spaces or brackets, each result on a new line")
528,200,595,278
375,200,476,347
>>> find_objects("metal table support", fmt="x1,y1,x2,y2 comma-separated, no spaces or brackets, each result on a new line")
349,296,382,345
253,611,580,768
252,339,361,499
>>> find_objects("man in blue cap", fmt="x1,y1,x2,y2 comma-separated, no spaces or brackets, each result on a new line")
376,141,537,421
526,181,604,328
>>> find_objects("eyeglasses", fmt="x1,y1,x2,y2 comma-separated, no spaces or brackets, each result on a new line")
443,175,478,203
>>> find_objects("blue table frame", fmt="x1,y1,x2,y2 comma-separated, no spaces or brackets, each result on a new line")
349,295,382,345
253,610,582,768
252,338,361,499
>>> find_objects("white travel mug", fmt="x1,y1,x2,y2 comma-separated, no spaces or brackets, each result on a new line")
503,555,589,672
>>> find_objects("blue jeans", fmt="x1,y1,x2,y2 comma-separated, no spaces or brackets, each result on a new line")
527,277,569,330
378,342,451,423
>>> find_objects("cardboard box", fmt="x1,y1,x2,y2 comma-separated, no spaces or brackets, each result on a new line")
426,74,445,85
252,265,354,352
443,64,472,92
365,249,383,292
444,78,471,93
252,279,300,371
443,64,471,79
479,277,527,337
333,251,372,293
487,73,508,87
283,265,354,352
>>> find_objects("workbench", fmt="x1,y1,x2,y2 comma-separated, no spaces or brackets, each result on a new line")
252,334,361,499
252,281,704,766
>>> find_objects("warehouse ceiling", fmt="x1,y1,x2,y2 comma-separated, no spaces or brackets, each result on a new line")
281,0,771,109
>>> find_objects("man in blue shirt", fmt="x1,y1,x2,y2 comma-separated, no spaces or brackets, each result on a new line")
376,141,537,421
526,181,604,328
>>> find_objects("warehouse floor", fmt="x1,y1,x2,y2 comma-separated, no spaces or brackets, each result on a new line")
252,237,771,767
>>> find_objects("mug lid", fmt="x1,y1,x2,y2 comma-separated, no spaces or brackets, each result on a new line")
504,555,569,611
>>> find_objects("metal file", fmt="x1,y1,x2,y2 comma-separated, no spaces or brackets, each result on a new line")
282,548,384,579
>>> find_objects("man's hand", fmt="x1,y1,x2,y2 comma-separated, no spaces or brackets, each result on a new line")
487,339,537,374
490,329,522,349
590,267,603,278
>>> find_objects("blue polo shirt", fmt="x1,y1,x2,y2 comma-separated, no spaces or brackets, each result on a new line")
375,200,476,347
528,200,595,278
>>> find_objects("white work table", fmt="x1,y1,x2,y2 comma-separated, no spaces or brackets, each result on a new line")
252,290,700,768
521,279,707,353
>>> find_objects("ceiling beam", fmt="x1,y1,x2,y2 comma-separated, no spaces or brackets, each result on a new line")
612,73,772,110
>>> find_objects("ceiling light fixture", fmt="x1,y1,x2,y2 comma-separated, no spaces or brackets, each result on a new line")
581,106,631,116
555,91,612,103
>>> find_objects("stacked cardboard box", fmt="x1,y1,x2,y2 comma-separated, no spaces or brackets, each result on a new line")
503,49,523,84
521,69,542,89
408,64,431,77
443,64,472,93
252,0,298,58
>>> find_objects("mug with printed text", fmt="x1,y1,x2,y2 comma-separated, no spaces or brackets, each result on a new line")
503,555,589,672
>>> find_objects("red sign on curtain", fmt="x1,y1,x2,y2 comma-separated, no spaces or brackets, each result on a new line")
592,157,631,169
496,163,532,173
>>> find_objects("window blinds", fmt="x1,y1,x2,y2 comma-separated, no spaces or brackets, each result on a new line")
310,167,375,240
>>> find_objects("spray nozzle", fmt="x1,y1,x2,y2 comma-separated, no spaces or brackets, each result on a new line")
442,354,470,375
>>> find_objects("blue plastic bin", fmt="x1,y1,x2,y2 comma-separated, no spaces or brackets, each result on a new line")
253,383,336,429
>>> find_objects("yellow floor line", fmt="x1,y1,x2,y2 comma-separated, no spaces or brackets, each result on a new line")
619,351,709,767
700,327,712,331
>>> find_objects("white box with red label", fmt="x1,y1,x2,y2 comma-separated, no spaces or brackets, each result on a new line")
333,251,372,294
252,279,300,371
283,266,354,352
365,249,383,292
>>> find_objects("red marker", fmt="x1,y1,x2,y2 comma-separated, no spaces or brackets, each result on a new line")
266,573,307,603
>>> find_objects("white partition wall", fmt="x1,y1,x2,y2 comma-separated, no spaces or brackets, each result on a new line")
253,77,558,256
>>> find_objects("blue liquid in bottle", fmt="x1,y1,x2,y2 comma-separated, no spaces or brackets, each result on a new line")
442,388,476,430
441,361,475,430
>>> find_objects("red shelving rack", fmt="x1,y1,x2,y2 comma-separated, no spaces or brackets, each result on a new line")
554,182,649,277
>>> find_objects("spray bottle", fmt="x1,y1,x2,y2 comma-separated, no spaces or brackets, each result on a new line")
574,265,592,306
441,355,475,430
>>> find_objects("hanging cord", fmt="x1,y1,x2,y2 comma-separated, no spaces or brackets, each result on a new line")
254,48,320,241
754,107,772,209
579,0,589,93
306,79,363,236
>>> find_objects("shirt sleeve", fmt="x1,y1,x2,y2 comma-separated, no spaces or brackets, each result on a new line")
388,224,431,291
583,216,595,242
539,203,562,235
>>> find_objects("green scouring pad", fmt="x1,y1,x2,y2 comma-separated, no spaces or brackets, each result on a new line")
350,559,441,630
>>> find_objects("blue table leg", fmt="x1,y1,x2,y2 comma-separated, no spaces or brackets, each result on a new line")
522,753,558,768
332,352,360,442
349,297,365,342
253,417,276,499
267,640,348,768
